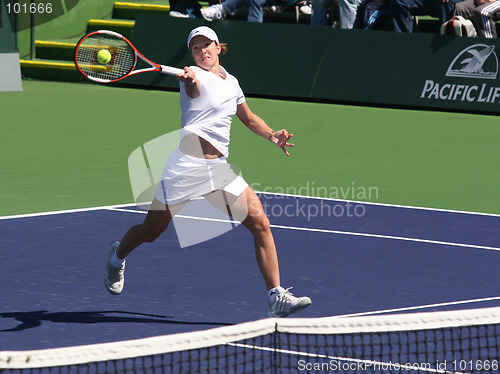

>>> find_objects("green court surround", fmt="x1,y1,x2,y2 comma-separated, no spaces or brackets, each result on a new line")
2,80,499,217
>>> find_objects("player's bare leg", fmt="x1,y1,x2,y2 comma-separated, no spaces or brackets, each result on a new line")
239,188,280,290
105,199,185,294
206,187,311,317
205,187,280,289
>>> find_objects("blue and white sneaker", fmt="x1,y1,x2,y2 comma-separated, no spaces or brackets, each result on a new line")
268,287,312,317
104,241,125,295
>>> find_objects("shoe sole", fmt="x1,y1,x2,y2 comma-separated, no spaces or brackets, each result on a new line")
269,299,312,318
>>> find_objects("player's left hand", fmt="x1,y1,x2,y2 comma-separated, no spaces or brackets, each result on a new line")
270,129,294,156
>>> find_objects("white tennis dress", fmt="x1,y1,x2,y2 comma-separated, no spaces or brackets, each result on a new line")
154,66,249,206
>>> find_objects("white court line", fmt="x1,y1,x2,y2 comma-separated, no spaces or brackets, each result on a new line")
103,209,500,318
257,191,500,218
104,207,500,252
0,202,135,220
2,190,500,220
331,295,500,318
227,342,462,374
2,196,499,254
2,198,499,319
269,223,500,252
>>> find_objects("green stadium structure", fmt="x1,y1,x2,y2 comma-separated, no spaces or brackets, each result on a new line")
18,1,500,115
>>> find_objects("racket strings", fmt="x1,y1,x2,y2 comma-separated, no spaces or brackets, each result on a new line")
76,33,136,81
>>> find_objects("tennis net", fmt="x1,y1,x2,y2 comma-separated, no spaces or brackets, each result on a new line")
1,306,500,373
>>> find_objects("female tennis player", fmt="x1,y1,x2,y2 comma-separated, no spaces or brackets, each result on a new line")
105,26,311,318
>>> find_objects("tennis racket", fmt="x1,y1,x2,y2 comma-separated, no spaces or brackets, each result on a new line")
74,30,183,83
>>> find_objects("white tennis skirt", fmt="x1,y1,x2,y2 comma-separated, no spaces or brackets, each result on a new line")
154,148,248,206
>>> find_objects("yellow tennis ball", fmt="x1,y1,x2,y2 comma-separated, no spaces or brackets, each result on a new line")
97,49,112,64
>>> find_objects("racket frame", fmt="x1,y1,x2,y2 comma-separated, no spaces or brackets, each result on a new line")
74,30,183,83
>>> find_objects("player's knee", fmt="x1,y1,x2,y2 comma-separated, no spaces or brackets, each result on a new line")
251,214,271,235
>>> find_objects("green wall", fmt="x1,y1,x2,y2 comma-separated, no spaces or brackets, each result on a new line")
124,15,500,115
0,0,17,52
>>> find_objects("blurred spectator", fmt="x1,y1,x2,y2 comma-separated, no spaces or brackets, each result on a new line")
452,0,500,37
391,0,463,32
354,0,391,29
201,0,301,22
311,0,363,28
169,0,203,18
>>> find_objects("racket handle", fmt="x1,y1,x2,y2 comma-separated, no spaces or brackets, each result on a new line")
160,66,184,76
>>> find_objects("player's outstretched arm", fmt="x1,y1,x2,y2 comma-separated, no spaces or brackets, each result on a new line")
236,102,294,156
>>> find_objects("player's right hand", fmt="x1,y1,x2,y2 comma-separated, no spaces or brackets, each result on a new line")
177,66,197,85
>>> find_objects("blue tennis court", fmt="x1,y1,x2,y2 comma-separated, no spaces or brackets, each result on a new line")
1,193,499,352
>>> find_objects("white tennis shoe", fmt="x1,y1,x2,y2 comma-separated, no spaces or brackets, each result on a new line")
268,287,312,317
105,241,125,295
200,4,225,21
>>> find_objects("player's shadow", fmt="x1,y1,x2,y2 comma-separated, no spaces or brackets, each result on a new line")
0,310,233,332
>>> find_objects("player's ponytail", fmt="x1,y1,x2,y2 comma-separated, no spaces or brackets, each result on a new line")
219,43,228,56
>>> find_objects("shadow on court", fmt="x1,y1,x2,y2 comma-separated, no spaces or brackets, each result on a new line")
2,196,500,350
0,310,233,332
